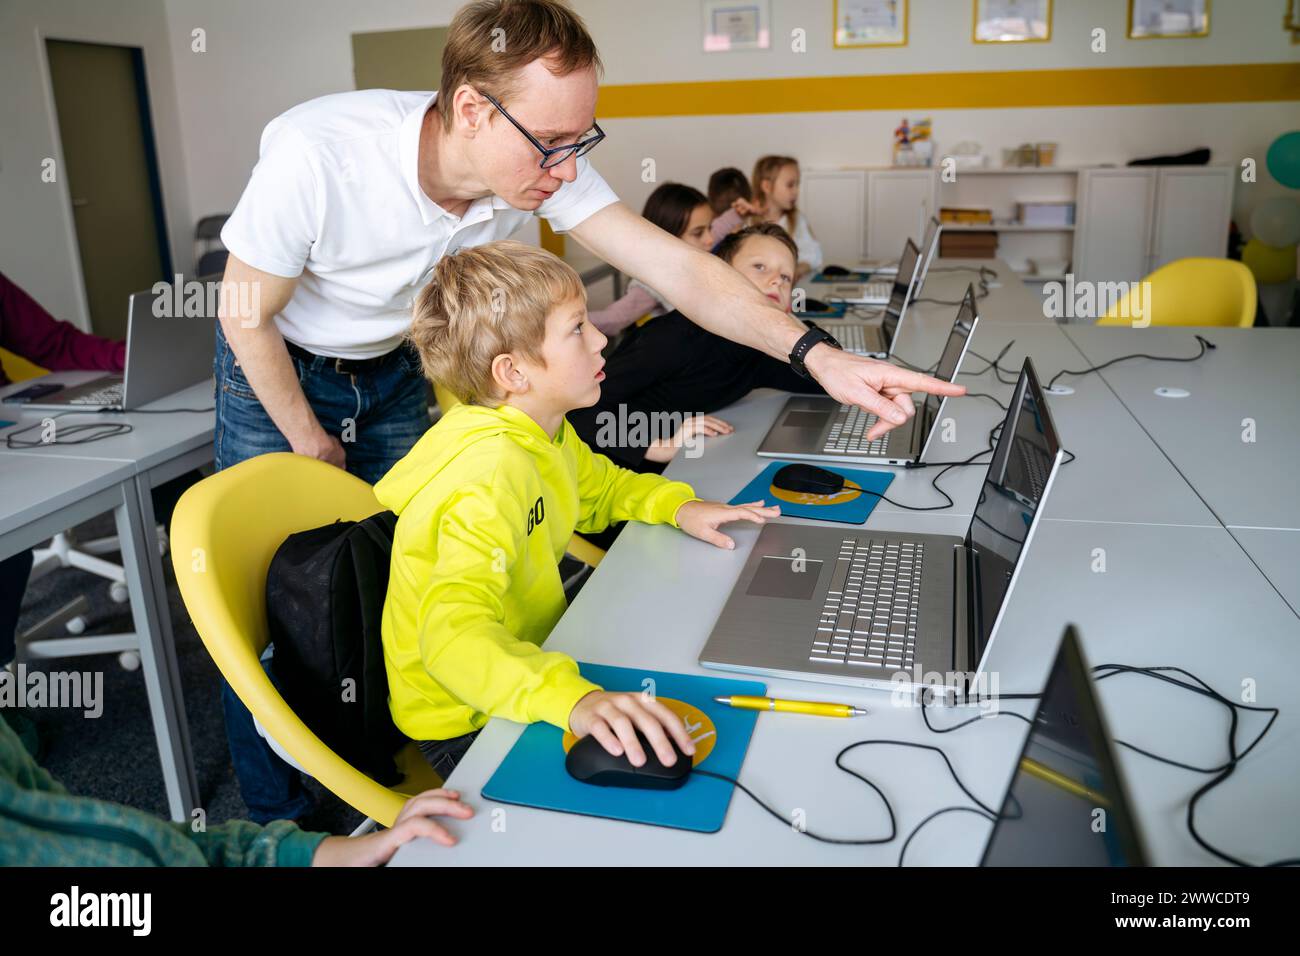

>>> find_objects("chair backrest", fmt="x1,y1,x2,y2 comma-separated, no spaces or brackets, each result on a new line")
170,453,426,824
0,347,49,384
1098,258,1256,328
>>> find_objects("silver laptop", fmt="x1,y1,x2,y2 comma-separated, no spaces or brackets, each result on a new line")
980,626,1149,867
10,288,214,411
866,216,943,295
700,358,1063,696
810,238,922,359
821,237,921,308
759,285,979,466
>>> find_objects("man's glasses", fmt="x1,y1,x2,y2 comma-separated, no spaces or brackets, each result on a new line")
480,90,605,169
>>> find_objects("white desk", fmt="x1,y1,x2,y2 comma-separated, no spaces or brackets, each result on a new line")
1061,327,1300,531
0,373,215,820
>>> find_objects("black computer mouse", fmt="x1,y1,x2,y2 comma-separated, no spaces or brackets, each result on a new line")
565,730,692,790
822,264,851,277
803,297,832,313
772,463,846,496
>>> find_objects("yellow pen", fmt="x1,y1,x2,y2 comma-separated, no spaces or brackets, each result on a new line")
714,695,867,717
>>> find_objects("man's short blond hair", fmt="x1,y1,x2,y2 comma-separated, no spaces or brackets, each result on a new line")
438,0,602,131
408,240,585,406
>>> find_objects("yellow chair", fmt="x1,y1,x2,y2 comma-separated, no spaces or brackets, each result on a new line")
0,346,49,383
1097,258,1256,328
170,453,441,827
432,383,606,568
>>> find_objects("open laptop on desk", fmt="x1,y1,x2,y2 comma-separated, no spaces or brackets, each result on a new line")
805,238,920,359
5,289,213,411
760,284,979,466
980,625,1149,866
864,215,943,291
700,357,1063,697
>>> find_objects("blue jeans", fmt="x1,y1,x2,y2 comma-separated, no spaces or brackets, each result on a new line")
213,324,430,821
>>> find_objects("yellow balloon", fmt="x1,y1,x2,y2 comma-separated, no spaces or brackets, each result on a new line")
1242,238,1297,284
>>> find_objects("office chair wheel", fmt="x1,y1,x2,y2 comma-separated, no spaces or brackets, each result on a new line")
65,616,87,635
118,651,141,671
109,582,129,604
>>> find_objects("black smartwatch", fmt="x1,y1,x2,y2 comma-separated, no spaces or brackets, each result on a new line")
789,326,842,379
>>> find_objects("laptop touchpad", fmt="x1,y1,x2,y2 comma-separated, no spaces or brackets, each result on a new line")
781,410,828,432
746,556,822,600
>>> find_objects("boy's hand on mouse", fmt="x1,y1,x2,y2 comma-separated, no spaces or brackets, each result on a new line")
568,691,697,768
310,788,473,866
644,414,733,463
675,499,780,550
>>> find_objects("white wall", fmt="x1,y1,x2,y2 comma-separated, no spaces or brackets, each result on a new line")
0,0,193,330
5,0,1298,330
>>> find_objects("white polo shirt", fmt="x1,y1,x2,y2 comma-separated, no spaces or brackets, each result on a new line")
221,90,618,359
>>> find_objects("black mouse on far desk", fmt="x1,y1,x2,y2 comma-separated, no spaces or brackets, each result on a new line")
565,730,692,790
772,463,846,496
821,264,851,277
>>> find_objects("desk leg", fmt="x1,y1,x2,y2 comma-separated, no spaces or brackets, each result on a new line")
115,480,199,822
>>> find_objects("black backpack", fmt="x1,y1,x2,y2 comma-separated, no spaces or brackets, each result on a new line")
265,510,408,784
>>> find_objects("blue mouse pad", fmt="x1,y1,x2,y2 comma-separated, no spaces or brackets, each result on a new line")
810,268,874,283
481,664,765,833
730,461,894,525
800,301,849,319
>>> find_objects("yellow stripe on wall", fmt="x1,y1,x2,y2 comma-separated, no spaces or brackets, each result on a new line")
597,62,1300,118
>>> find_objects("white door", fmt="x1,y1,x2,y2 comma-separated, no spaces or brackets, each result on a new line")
800,170,866,267
1151,167,1234,271
1075,168,1156,285
866,169,936,260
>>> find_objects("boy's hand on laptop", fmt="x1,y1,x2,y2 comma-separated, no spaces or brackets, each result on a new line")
804,348,966,442
310,788,474,866
644,414,733,463
675,499,780,550
569,691,697,767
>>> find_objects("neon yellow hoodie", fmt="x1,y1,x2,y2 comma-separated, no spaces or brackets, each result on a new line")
376,402,698,741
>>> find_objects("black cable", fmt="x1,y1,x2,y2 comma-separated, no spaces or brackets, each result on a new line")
2,405,213,448
1047,335,1216,389
913,266,998,306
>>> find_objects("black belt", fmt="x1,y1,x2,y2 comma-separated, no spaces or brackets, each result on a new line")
284,339,407,375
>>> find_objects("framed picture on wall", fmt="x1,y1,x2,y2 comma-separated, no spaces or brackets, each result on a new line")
1128,0,1210,39
973,0,1052,43
834,0,908,48
702,0,771,52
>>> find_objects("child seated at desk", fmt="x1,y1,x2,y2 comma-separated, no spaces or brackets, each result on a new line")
377,241,777,778
743,155,822,280
568,222,826,473
587,183,720,336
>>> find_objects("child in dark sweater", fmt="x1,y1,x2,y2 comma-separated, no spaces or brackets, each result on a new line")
568,223,826,473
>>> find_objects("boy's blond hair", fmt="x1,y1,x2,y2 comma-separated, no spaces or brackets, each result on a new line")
408,240,585,406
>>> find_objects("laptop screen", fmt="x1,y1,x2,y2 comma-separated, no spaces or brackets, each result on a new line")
880,238,921,351
918,286,979,439
964,359,1061,668
980,627,1148,866
914,216,942,293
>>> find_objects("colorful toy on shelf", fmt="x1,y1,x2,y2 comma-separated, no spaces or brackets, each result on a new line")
893,117,933,167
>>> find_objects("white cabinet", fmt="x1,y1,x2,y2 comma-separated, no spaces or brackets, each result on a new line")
866,169,936,259
801,169,866,266
1076,168,1156,285
1076,165,1233,284
1151,166,1234,271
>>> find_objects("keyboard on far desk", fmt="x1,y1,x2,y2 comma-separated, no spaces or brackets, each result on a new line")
68,383,124,407
824,404,889,456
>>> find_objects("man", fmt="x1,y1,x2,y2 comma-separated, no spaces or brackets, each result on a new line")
216,0,963,821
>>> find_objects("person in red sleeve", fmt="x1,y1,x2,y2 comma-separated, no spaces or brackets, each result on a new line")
0,271,125,386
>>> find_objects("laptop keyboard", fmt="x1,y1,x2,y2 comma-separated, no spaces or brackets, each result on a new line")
68,382,125,406
824,404,890,456
811,538,923,669
831,324,875,354
1017,442,1052,498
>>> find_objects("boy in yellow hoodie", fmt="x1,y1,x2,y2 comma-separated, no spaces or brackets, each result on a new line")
377,240,778,779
